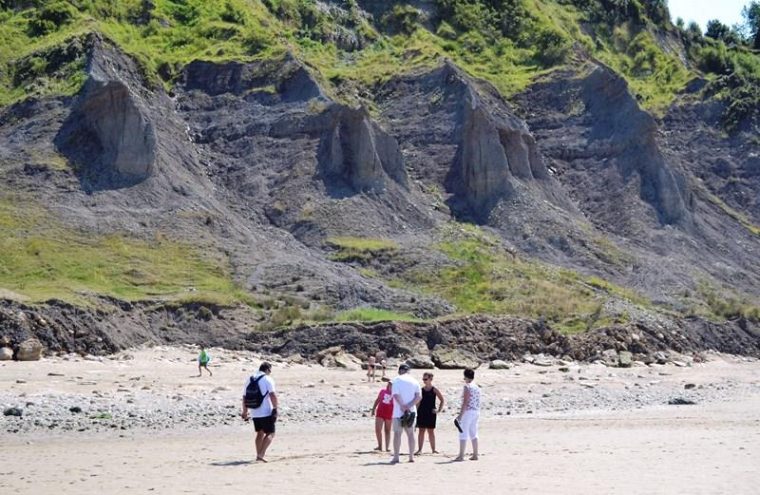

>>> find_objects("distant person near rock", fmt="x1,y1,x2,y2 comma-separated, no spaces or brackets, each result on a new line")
375,351,388,380
197,346,212,377
241,362,278,462
367,355,377,382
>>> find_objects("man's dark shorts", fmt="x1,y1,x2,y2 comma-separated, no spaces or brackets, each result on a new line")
253,415,276,434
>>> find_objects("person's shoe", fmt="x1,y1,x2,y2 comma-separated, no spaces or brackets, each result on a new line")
389,458,400,465
469,455,479,461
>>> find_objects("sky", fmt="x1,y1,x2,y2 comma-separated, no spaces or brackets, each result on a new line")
667,0,750,31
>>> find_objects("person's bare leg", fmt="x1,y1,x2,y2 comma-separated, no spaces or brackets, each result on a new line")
258,433,275,461
406,427,415,462
197,364,202,377
391,425,402,463
255,431,265,459
470,438,479,460
430,429,438,453
374,417,383,450
455,439,466,461
415,428,425,455
384,420,391,451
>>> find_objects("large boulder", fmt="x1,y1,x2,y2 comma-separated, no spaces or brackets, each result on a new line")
16,338,43,361
431,347,479,369
601,349,619,366
618,351,633,368
489,359,511,369
333,351,362,370
0,347,13,360
406,355,435,369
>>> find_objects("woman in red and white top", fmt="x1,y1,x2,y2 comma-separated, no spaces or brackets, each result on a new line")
371,381,393,451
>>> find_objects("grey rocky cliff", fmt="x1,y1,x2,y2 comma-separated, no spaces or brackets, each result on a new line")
451,81,550,216
55,36,156,191
2,35,760,352
579,66,692,226
317,104,408,192
375,61,555,222
513,64,760,300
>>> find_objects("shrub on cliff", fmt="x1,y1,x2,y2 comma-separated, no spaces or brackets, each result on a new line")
28,1,76,36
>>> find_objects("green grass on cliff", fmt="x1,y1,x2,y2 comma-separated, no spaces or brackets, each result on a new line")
0,0,731,112
335,307,420,323
326,236,398,262
390,224,643,333
0,197,249,306
594,25,691,113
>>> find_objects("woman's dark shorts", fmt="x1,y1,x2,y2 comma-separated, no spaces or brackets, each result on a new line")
253,415,276,434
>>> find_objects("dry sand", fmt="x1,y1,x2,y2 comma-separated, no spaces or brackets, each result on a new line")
2,347,759,495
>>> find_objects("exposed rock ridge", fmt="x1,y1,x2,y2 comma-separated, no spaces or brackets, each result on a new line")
55,34,156,191
180,57,408,194
581,65,692,225
4,299,760,361
374,61,552,219
317,104,408,192
182,53,324,102
435,62,550,217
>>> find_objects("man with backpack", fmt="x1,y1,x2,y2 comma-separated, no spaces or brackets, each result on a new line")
241,362,278,462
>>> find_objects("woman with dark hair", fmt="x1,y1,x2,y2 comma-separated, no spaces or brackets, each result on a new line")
415,372,445,454
455,368,480,461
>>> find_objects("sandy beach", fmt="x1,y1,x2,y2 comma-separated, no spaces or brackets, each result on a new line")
2,347,760,494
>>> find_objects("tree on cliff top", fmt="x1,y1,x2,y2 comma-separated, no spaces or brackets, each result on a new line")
743,1,760,49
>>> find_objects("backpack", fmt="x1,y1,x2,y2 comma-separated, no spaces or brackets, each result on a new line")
244,375,269,409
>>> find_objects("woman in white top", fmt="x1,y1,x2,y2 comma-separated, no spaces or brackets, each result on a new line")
455,367,480,461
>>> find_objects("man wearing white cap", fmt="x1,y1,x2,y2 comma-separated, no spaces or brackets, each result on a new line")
390,363,422,464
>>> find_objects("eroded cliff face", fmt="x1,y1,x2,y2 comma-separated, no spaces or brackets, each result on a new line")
2,34,760,330
175,54,415,222
318,104,407,192
452,81,551,216
374,61,553,221
580,67,692,226
55,38,156,191
513,64,697,232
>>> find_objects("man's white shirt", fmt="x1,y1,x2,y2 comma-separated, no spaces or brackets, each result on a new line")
391,374,421,418
243,372,276,418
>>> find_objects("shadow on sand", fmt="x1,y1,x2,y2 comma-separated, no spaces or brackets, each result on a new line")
210,460,254,467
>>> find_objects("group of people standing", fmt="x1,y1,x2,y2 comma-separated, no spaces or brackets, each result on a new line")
372,363,481,463
237,359,480,464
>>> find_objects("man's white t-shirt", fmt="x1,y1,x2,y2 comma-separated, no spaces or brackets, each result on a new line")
242,372,276,418
391,374,421,418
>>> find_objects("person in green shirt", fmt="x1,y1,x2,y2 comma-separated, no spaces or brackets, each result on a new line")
198,346,213,377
